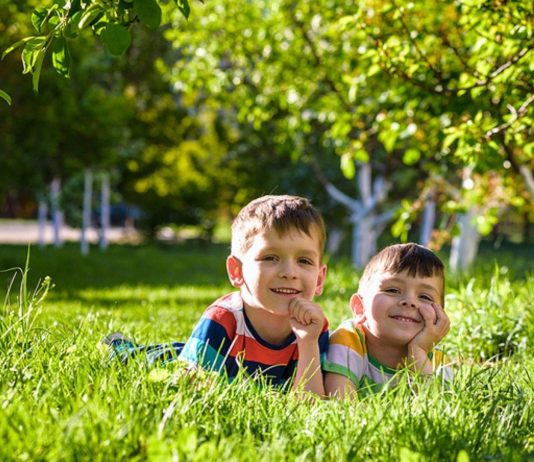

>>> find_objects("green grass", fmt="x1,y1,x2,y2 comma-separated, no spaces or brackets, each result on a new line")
0,243,532,461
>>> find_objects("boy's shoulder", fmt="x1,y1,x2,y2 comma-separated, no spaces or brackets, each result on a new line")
329,319,367,357
207,291,244,314
201,291,245,333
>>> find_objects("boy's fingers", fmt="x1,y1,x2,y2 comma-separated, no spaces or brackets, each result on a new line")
419,304,435,325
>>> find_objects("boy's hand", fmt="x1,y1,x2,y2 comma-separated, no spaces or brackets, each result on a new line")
288,298,325,343
407,302,450,374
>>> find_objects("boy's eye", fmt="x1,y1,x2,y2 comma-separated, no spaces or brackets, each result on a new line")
298,258,314,265
419,294,434,302
384,288,400,294
260,255,277,261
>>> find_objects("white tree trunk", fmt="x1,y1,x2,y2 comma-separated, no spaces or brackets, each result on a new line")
37,198,47,248
449,207,481,272
420,194,436,247
100,172,110,251
352,213,378,268
81,168,93,256
326,227,344,255
323,161,393,268
50,177,62,248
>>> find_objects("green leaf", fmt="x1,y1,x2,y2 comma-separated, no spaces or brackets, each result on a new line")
402,148,420,165
340,152,355,179
0,89,11,106
32,48,46,92
175,0,191,19
2,37,34,60
101,24,131,56
21,37,47,74
31,8,48,33
134,0,162,30
380,130,398,153
456,450,470,462
78,5,103,30
52,37,70,78
65,10,83,38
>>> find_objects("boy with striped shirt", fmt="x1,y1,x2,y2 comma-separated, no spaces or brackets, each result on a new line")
324,243,452,398
177,195,329,393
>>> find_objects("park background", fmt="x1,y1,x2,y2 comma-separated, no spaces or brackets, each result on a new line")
0,0,532,461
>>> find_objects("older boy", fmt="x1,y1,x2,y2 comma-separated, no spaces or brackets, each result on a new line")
178,195,328,394
324,243,452,398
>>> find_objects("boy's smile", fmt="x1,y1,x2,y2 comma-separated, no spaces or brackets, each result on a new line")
227,226,326,319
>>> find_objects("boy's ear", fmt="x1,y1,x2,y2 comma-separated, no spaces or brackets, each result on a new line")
314,264,327,296
226,255,244,287
350,293,365,318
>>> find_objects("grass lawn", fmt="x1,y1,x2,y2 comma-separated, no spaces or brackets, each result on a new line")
0,242,532,461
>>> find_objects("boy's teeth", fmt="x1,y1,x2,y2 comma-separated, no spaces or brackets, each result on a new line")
393,316,418,322
273,288,299,294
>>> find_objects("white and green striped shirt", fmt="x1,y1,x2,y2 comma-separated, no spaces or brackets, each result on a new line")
323,319,453,395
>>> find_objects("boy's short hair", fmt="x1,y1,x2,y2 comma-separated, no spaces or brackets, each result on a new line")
231,195,326,257
359,243,445,302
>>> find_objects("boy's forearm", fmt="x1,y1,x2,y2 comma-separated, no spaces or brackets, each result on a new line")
407,345,434,375
292,342,325,396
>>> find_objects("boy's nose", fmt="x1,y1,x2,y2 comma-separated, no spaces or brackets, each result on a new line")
400,299,417,309
279,261,297,278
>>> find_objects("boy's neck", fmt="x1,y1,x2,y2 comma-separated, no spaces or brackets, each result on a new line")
243,304,293,345
363,329,408,369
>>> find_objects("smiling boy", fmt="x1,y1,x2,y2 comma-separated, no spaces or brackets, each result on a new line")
324,243,452,398
178,195,329,393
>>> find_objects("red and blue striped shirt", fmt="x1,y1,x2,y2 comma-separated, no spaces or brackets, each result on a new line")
179,292,329,388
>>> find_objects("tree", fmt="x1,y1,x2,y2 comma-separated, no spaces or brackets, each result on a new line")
161,0,532,268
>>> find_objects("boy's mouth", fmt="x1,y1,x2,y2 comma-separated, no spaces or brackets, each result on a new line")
390,315,420,323
271,288,301,295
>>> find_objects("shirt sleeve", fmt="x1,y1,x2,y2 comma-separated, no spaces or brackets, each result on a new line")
429,350,454,381
179,305,237,375
322,323,366,387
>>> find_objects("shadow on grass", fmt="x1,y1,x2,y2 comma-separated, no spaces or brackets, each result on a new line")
0,242,231,299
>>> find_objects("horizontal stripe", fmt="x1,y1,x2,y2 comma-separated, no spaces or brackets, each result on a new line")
322,360,360,386
179,336,227,373
203,305,237,339
328,323,365,357
189,317,232,357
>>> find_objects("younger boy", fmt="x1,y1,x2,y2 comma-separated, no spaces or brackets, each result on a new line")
109,195,329,394
324,243,451,398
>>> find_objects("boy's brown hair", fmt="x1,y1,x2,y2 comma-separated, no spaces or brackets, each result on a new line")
231,195,326,257
359,243,445,303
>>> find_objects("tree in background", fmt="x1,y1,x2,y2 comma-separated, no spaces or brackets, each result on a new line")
161,0,532,269
4,0,533,268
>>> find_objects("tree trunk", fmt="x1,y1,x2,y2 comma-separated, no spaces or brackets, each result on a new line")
449,207,481,272
100,172,110,251
326,227,344,255
352,213,378,268
50,177,62,248
420,192,436,247
37,197,47,248
81,168,93,256
320,160,393,268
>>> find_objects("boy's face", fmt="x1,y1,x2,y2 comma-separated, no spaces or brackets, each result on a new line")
226,226,326,316
353,270,443,347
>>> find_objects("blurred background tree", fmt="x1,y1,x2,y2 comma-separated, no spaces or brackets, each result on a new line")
1,0,532,269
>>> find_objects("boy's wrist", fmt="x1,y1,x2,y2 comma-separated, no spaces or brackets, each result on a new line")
296,336,321,346
407,345,433,375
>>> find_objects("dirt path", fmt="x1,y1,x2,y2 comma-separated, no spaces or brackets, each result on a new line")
0,220,139,245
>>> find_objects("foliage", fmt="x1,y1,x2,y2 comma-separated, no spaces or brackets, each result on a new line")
162,0,533,247
0,243,532,460
1,0,191,94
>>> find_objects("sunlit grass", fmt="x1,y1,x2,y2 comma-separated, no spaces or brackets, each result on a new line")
0,243,532,461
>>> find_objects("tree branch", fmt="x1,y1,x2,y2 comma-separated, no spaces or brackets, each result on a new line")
485,93,534,139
